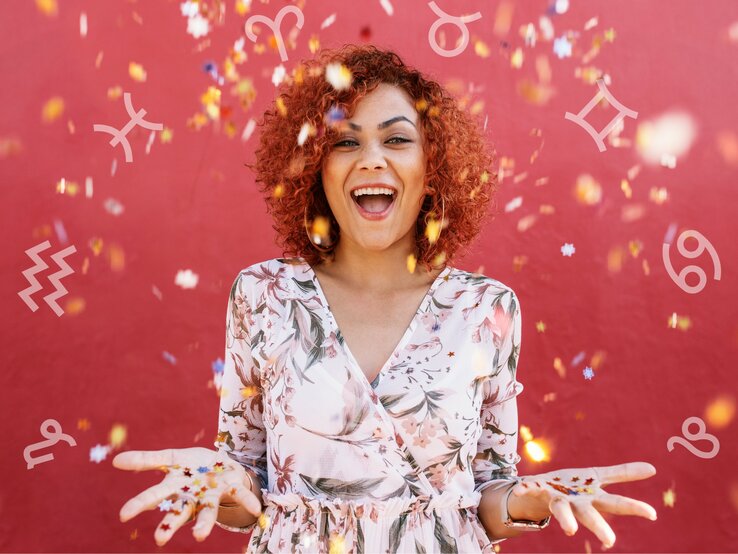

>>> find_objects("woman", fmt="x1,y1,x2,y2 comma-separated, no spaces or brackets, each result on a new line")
113,45,658,553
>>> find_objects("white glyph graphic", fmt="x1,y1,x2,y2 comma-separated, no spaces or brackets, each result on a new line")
93,92,163,162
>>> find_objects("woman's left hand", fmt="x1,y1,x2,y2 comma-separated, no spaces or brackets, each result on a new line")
508,461,658,549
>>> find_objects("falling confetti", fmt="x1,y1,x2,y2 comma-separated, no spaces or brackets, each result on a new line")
583,366,595,380
89,444,110,463
42,97,65,123
175,269,199,289
325,63,352,90
561,243,576,257
128,62,147,82
553,35,572,58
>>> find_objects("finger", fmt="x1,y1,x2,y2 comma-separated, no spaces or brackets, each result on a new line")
191,492,221,542
154,500,194,547
570,502,617,549
593,493,658,521
120,482,181,522
113,449,176,471
593,462,656,486
549,496,578,536
221,475,262,516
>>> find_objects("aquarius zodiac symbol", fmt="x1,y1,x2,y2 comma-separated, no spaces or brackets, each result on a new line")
93,92,163,162
18,240,76,316
244,5,305,62
564,79,638,152
23,419,77,469
662,229,721,294
666,416,720,459
427,1,482,58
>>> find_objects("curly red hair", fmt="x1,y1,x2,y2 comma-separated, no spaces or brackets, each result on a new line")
247,44,499,272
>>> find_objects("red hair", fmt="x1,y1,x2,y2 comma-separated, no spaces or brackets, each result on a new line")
247,44,499,272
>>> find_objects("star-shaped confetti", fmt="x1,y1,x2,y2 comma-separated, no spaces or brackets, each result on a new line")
197,466,210,474
561,243,576,256
536,321,547,332
663,488,676,507
553,35,572,58
158,499,174,512
89,444,110,463
583,366,595,380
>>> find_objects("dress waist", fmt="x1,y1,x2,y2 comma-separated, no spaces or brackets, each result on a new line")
261,489,482,519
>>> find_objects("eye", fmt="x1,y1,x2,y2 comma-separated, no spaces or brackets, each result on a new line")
333,136,411,147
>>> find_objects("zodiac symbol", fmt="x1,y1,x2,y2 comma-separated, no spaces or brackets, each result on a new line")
662,229,721,294
427,1,482,58
666,416,719,459
244,6,305,62
93,92,163,162
23,419,77,469
18,240,76,317
564,79,638,152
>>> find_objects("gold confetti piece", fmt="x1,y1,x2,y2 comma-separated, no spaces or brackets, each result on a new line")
519,425,533,442
553,357,566,378
329,534,345,554
543,392,556,403
36,0,58,16
0,136,22,158
406,254,417,274
107,86,122,100
539,204,555,214
130,528,138,541
474,39,490,58
109,424,127,449
628,239,643,257
512,255,528,272
273,183,285,199
607,246,626,273
535,321,546,333
510,47,523,68
65,297,86,315
128,62,147,82
716,131,738,167
89,237,104,256
77,418,91,431
425,218,442,244
705,395,735,429
325,63,352,90
309,216,331,246
649,187,669,204
95,50,104,68
160,127,173,143
663,487,676,507
574,174,602,205
431,251,446,267
42,97,65,123
240,386,258,398
276,96,288,116
493,0,514,36
107,243,126,272
524,439,549,462
257,513,270,529
516,214,537,232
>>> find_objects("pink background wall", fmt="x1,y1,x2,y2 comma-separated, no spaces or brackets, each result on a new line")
3,0,737,551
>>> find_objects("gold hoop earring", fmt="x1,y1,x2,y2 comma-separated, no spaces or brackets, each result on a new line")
304,203,334,253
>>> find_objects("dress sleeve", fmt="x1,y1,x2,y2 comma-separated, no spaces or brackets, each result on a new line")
213,272,268,533
472,289,524,497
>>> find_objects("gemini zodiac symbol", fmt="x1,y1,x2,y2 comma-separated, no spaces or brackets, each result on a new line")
564,79,638,152
93,92,163,163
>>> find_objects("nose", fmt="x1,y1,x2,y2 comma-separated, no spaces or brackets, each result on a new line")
357,141,388,171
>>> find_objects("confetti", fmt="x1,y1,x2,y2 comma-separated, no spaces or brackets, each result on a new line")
42,97,65,123
128,62,147,82
325,63,352,91
574,174,602,205
320,13,336,30
406,254,417,274
175,269,199,289
80,12,88,37
89,444,110,463
560,243,575,257
35,0,58,17
109,424,127,449
636,111,697,166
663,487,676,507
582,367,594,380
704,395,735,429
553,35,572,58
162,351,178,365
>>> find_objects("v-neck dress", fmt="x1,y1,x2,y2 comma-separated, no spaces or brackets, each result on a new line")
214,257,525,553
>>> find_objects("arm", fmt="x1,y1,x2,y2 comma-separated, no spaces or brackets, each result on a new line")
474,290,550,543
213,272,268,532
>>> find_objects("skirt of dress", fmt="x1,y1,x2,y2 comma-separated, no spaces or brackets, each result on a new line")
247,491,496,554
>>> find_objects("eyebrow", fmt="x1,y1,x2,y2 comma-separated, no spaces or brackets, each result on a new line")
346,116,417,131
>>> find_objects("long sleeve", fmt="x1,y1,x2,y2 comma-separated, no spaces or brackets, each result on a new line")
472,289,524,495
213,271,268,532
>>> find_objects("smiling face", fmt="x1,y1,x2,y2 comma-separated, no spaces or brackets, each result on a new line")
320,83,428,255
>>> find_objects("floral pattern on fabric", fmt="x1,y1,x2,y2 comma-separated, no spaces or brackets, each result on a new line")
214,257,525,553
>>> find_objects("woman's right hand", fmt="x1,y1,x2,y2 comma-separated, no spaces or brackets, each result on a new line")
113,447,262,546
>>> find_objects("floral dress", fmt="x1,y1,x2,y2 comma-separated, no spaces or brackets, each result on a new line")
214,257,525,553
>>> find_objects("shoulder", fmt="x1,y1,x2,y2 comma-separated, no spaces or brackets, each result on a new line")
450,266,517,297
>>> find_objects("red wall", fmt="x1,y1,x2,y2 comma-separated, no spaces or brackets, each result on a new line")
3,0,737,552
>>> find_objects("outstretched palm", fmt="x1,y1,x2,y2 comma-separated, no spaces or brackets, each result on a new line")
511,462,658,549
113,447,261,547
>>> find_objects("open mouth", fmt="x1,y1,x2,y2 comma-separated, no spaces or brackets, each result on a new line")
351,188,396,215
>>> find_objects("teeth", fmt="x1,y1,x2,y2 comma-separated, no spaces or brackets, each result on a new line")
352,187,395,197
